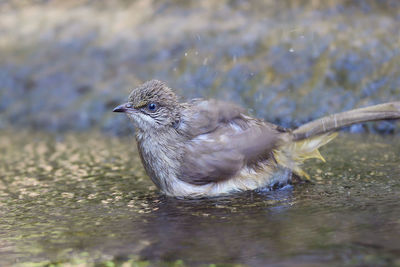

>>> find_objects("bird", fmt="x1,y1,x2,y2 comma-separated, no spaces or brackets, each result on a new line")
113,80,400,198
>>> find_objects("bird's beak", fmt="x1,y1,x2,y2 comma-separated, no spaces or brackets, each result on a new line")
113,103,132,113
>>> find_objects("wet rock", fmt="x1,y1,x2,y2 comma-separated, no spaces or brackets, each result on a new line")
0,0,399,134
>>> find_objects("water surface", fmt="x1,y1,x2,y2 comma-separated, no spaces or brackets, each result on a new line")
0,131,399,266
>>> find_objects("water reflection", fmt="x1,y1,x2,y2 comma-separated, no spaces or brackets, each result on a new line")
0,131,399,266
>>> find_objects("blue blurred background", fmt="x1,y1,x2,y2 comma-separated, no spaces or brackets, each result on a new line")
1,0,399,135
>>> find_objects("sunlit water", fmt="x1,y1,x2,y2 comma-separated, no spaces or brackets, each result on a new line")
0,131,399,266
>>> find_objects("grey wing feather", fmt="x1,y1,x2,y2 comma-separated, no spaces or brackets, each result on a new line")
180,142,245,185
181,99,246,136
178,100,281,185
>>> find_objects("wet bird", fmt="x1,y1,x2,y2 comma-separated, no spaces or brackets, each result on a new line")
113,80,400,198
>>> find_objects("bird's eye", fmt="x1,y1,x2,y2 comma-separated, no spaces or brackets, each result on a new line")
146,102,158,112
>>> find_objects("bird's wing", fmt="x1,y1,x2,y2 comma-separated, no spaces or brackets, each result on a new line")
178,100,282,185
179,99,246,136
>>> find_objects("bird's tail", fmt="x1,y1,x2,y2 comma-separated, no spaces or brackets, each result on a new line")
274,101,400,179
292,102,400,141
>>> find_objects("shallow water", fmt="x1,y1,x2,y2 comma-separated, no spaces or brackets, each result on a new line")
0,131,399,266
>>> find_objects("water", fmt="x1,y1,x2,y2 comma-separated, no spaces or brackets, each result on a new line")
0,131,399,266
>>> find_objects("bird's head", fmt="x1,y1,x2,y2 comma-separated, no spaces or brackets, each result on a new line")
113,80,180,132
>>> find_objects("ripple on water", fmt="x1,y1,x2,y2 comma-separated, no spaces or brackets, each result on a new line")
0,131,399,266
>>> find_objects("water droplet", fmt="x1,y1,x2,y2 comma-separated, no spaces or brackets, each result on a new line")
289,48,295,53
184,52,188,57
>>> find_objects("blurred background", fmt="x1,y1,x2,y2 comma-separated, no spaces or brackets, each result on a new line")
1,0,400,135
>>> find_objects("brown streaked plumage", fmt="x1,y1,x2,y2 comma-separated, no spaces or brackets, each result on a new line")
113,80,400,198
